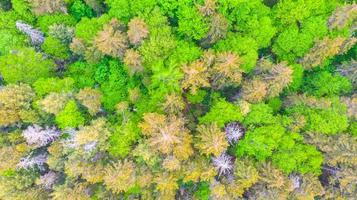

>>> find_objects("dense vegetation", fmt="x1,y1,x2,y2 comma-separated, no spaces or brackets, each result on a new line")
0,0,356,199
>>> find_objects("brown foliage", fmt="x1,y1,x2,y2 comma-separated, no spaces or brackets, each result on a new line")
198,0,217,16
300,37,357,69
123,49,144,75
39,92,70,115
95,19,128,58
76,88,102,115
127,17,149,46
181,60,210,94
200,13,228,47
139,113,193,160
328,4,357,30
195,123,228,157
0,84,35,126
28,0,67,15
162,93,185,115
263,62,293,98
241,78,268,103
210,51,242,89
103,160,136,193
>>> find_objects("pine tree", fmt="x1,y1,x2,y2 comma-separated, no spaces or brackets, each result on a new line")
139,113,193,160
181,60,210,94
195,123,228,157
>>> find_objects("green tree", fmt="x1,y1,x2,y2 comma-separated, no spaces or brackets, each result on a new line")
214,33,258,72
41,36,70,59
177,4,209,40
303,71,352,97
199,98,243,128
218,0,276,48
55,100,85,129
0,48,54,84
69,0,95,20
235,125,285,161
33,77,74,97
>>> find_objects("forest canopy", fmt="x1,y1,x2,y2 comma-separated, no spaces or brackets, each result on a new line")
0,0,356,199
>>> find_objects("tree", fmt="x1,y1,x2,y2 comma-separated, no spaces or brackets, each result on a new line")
48,24,75,45
94,19,128,58
15,21,44,46
55,100,85,129
328,4,357,30
162,93,185,115
211,152,234,176
209,51,243,89
52,182,91,200
224,122,245,144
103,160,136,193
336,59,357,90
214,33,258,72
181,60,210,94
39,93,70,115
75,87,102,115
198,0,217,16
127,17,149,46
0,84,35,127
285,97,349,135
74,118,109,154
41,36,70,59
177,4,210,40
200,13,228,47
263,62,293,98
218,0,276,48
139,112,193,160
0,48,54,84
74,15,110,44
84,0,106,15
33,77,74,97
108,120,140,158
22,125,61,148
69,0,94,20
241,78,267,103
123,49,144,76
236,125,285,161
27,0,67,15
195,123,228,157
199,98,243,127
303,71,352,97
301,36,357,69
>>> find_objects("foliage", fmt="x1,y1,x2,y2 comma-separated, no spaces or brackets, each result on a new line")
33,77,74,97
0,48,54,84
177,4,209,40
41,36,70,59
55,100,85,129
75,87,102,115
69,0,95,20
303,70,352,97
27,0,67,16
199,98,243,127
108,120,140,158
195,123,228,157
235,125,286,161
0,84,35,126
285,97,349,135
